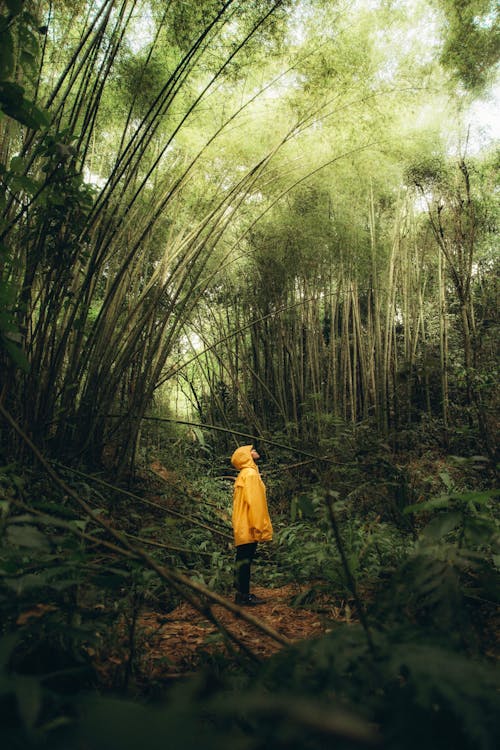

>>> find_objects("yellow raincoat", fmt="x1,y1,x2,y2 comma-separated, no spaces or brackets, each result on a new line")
231,445,273,546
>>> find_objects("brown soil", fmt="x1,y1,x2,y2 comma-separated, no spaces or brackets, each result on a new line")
137,584,349,680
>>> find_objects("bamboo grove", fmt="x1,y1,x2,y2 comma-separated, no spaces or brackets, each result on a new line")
177,163,498,458
0,0,498,471
0,3,499,749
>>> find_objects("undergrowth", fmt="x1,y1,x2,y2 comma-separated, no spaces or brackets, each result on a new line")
0,439,498,749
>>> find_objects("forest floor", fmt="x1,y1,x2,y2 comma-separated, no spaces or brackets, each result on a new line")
130,584,348,681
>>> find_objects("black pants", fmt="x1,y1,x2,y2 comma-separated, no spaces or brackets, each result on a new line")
234,542,257,595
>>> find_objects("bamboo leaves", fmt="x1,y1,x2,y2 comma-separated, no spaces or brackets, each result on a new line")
0,1,295,467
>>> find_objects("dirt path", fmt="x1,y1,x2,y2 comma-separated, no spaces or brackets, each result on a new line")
138,584,347,679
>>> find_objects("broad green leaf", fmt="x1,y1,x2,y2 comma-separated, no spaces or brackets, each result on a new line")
404,496,451,514
464,516,497,546
28,104,49,127
4,572,51,593
14,675,41,729
405,488,498,516
6,524,50,550
69,519,88,532
8,513,35,523
1,336,30,371
9,154,26,173
0,633,20,670
421,511,462,542
7,170,39,195
439,471,453,490
20,50,36,72
0,82,49,129
297,494,315,518
6,0,24,15
0,558,19,575
0,30,14,78
0,312,18,332
192,426,206,446
450,489,499,504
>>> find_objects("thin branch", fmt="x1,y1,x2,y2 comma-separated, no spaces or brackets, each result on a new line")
120,531,214,558
107,415,346,465
50,460,232,541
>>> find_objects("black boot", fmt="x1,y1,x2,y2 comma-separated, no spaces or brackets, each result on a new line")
235,592,266,606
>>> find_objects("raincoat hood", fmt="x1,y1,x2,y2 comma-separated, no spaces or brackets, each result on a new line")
231,445,257,471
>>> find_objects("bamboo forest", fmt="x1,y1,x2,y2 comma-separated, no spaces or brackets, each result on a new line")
0,0,499,748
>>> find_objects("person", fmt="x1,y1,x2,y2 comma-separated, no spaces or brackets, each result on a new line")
231,444,273,606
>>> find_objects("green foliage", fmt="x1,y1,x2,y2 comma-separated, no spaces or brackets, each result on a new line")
0,1,49,372
0,125,96,374
0,465,138,727
277,519,334,583
258,486,500,750
0,1,48,128
405,483,499,551
435,0,500,91
0,275,29,371
1,444,499,750
259,624,499,750
405,151,451,191
393,484,500,634
29,132,95,266
274,487,411,594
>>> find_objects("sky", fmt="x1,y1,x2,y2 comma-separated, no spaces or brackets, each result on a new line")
468,82,500,151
